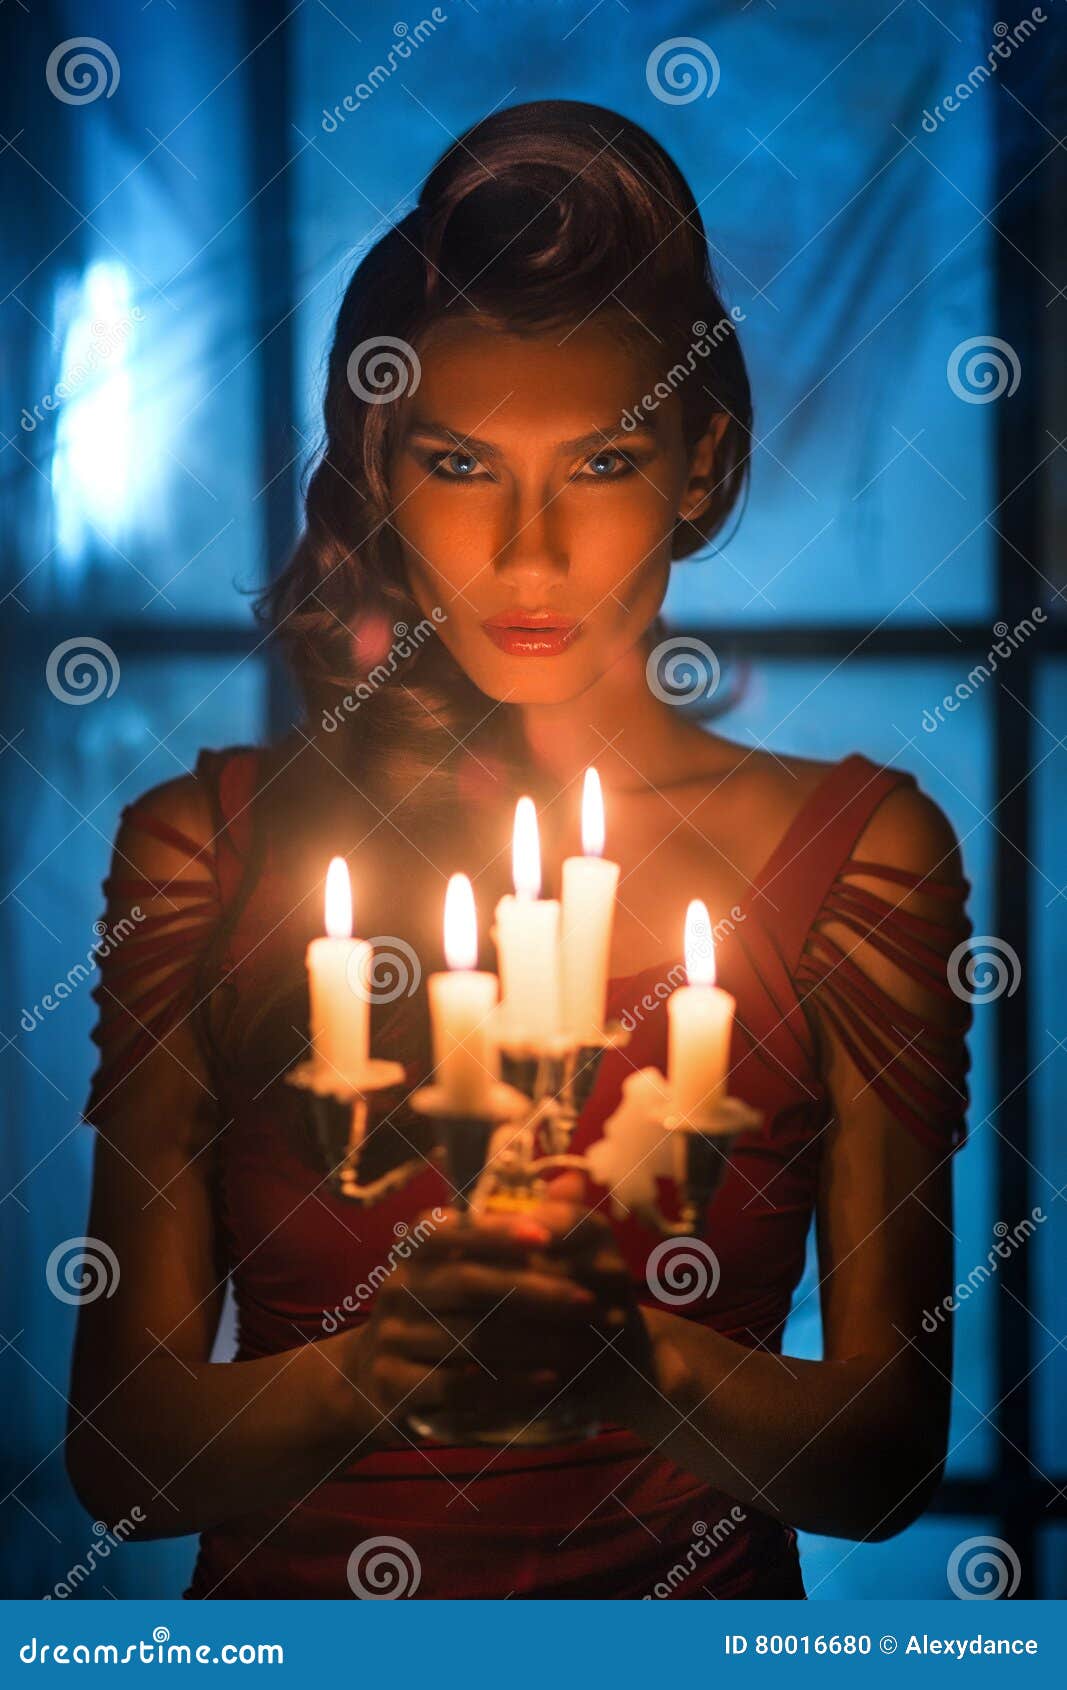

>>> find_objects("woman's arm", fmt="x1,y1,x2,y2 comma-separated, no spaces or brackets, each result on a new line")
610,1116,953,1540
589,784,966,1540
66,778,401,1540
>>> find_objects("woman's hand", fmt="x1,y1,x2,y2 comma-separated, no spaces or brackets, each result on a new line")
519,1171,658,1420
346,1174,657,1437
346,1192,621,1436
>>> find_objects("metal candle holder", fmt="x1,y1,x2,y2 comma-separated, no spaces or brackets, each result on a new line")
659,1095,763,1233
285,1057,409,1204
290,1026,761,1448
393,1024,634,1447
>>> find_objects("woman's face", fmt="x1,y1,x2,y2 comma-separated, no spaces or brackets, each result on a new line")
387,316,711,705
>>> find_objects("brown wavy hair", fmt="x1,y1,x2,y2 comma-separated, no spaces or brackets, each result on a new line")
259,99,752,829
208,95,754,1095
203,100,755,1109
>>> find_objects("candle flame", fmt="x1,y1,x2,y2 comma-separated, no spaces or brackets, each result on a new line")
512,796,541,899
581,767,605,858
444,873,478,971
684,899,716,987
324,856,353,940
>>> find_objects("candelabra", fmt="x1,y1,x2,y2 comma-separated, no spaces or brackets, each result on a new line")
289,1024,761,1448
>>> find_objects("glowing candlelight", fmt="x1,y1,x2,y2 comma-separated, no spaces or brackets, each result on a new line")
306,856,372,1090
512,794,541,898
494,797,560,1047
666,899,736,1128
560,768,620,1046
428,874,498,1112
324,855,352,938
444,872,478,970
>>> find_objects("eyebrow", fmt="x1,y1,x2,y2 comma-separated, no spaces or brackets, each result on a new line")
405,420,658,455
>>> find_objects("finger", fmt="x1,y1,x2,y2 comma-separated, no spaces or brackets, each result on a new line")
397,1262,599,1319
415,1211,554,1259
375,1316,570,1369
375,1317,462,1363
541,1170,588,1203
526,1193,614,1254
379,1356,567,1419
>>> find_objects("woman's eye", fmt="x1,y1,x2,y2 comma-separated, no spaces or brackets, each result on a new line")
580,449,637,479
428,449,486,480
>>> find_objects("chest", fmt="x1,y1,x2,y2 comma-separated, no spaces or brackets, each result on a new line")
575,783,780,981
214,970,826,1359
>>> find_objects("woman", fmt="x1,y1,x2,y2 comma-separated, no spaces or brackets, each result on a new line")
67,101,972,1600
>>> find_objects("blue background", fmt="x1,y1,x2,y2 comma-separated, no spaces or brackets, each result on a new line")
0,0,1062,1600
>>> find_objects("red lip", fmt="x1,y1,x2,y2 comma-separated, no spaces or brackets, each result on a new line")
481,610,580,657
482,610,578,629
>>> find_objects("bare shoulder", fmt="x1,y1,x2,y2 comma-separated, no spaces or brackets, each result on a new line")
666,739,964,889
665,739,845,871
850,776,966,887
113,771,216,875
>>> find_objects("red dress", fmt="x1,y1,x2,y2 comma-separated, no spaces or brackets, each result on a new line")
84,749,972,1599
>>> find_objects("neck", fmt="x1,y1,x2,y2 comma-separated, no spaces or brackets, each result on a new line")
514,639,710,796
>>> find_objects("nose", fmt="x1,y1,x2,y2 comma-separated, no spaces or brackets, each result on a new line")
493,480,569,592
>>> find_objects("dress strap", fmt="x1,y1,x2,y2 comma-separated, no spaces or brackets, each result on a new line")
741,753,972,1152
82,747,262,1130
749,754,917,978
193,746,262,910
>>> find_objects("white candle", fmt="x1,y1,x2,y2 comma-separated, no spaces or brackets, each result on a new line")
560,768,620,1045
494,796,560,1048
306,856,372,1090
667,899,736,1128
428,874,499,1113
